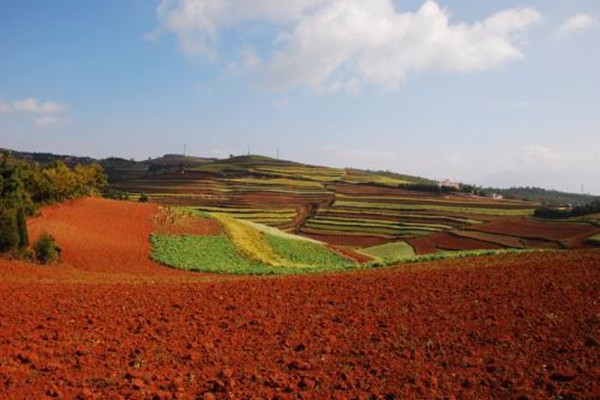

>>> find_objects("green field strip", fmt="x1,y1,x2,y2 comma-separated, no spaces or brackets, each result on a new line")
321,208,484,225
197,206,295,213
224,178,325,189
151,234,271,274
300,227,396,239
335,193,533,210
304,221,440,236
307,217,447,231
335,201,535,216
222,187,331,195
265,234,355,269
312,215,452,230
360,241,416,260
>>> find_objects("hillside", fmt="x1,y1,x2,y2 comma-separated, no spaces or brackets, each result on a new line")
102,153,600,255
5,148,600,256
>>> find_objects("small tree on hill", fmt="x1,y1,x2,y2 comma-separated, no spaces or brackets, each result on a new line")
33,233,60,264
0,208,19,252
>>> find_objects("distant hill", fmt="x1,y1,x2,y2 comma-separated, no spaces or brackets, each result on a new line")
483,186,599,207
4,147,600,254
5,147,597,205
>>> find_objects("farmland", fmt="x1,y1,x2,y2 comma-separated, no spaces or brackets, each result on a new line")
3,154,600,399
0,195,598,398
108,155,600,256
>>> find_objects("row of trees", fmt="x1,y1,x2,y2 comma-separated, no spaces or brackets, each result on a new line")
534,200,600,219
0,154,107,258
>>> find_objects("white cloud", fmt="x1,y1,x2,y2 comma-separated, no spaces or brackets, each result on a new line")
0,97,68,114
152,0,326,58
34,116,62,129
556,14,598,37
154,0,542,91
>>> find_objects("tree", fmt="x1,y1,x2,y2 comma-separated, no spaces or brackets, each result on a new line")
33,233,60,264
0,155,29,252
0,208,19,252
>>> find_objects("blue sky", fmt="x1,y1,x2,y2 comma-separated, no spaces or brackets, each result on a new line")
1,0,599,193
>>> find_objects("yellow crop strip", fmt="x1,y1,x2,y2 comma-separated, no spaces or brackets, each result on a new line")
213,213,302,268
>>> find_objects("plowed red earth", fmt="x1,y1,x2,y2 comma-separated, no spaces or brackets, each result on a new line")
472,218,600,247
1,198,599,399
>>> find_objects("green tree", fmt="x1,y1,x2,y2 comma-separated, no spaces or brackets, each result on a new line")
33,233,60,264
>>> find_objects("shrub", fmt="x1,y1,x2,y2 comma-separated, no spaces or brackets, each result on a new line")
139,193,149,203
33,233,61,264
16,208,28,248
0,208,19,252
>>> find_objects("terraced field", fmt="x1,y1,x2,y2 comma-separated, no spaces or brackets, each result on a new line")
111,155,599,255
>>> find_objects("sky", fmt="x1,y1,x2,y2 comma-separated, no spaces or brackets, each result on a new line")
1,0,599,193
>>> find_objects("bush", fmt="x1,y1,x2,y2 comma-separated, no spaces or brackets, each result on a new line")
139,193,149,203
0,208,19,252
33,233,61,264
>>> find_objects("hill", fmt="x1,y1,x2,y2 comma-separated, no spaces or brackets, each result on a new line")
5,148,600,256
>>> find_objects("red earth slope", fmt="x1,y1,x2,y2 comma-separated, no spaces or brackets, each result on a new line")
0,198,598,398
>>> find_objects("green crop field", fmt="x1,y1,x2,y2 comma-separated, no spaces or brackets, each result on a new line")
360,241,416,261
266,234,355,269
151,229,358,275
150,234,272,274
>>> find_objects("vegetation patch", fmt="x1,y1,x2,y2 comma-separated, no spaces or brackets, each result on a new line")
265,234,355,269
361,241,415,261
213,213,289,267
151,233,360,275
336,201,535,216
150,234,274,274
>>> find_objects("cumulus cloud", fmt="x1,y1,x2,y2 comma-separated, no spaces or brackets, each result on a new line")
154,0,542,91
556,14,598,37
0,97,67,114
152,0,326,58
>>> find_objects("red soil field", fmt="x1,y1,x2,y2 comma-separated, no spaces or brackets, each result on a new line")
326,244,374,263
26,197,194,277
430,234,506,252
409,232,504,254
1,251,599,399
472,218,600,247
1,198,599,398
300,230,391,247
153,207,222,236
